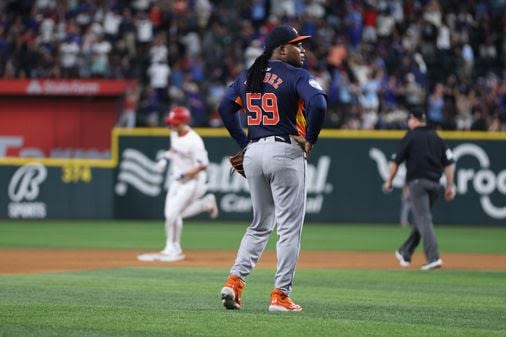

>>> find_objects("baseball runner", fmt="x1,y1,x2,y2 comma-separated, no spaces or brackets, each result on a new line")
384,108,456,270
137,106,219,262
218,25,326,311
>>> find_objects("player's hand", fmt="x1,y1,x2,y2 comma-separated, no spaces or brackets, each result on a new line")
304,142,313,159
383,180,393,193
291,135,312,159
445,184,456,201
179,166,205,181
154,159,167,173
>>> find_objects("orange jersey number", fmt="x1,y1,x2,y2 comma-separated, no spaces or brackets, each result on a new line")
246,93,280,126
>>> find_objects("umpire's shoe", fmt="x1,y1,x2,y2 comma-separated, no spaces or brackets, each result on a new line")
421,258,443,271
268,289,302,312
221,274,245,310
395,250,411,267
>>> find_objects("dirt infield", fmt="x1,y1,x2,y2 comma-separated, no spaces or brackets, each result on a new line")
1,249,505,275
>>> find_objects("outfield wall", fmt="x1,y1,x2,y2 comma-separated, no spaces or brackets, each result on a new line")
1,129,505,225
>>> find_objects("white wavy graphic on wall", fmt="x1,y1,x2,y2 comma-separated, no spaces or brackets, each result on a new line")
119,161,162,185
369,148,406,187
115,149,163,196
451,143,505,219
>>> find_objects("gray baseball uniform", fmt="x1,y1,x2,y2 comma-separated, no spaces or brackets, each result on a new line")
230,136,306,293
218,25,326,310
219,59,326,294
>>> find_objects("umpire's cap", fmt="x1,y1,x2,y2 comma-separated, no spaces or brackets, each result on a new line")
409,107,426,121
165,106,191,126
264,25,311,52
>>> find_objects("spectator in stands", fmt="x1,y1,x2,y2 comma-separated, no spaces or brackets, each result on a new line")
135,11,153,45
0,0,503,130
138,86,161,127
90,34,111,78
455,87,474,130
147,59,170,104
103,8,121,42
59,36,80,78
150,33,168,64
360,70,381,129
470,108,488,131
427,83,445,128
117,85,139,128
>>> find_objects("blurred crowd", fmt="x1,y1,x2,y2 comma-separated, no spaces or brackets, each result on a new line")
1,0,505,131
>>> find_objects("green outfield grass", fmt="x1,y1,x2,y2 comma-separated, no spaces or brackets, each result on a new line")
1,221,506,337
0,267,505,337
0,220,505,253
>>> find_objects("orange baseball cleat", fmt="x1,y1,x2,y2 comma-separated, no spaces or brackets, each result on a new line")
221,274,245,310
268,289,302,312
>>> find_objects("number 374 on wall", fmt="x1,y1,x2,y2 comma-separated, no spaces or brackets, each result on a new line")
61,164,92,183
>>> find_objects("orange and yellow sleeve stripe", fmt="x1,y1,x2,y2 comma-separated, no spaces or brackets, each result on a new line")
295,99,306,137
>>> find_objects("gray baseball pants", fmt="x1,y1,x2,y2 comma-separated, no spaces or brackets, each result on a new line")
229,136,306,295
399,178,441,263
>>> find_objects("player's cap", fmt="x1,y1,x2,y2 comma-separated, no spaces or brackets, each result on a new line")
264,25,311,52
409,107,426,121
165,106,191,126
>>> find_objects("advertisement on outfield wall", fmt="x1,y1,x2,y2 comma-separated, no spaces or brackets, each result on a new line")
0,79,135,96
0,163,113,219
0,97,115,159
0,79,136,160
112,136,334,220
0,130,504,225
111,131,505,225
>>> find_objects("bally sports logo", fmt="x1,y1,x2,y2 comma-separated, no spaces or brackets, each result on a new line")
8,163,47,218
370,143,506,219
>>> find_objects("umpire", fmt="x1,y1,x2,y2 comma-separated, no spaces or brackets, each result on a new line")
383,108,456,270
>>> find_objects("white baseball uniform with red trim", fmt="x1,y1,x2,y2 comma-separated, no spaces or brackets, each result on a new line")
161,128,211,256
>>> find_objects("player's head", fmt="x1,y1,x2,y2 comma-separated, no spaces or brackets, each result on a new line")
265,25,310,68
165,106,191,128
247,25,310,93
264,25,311,53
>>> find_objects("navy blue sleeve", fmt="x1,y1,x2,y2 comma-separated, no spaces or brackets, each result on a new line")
295,70,326,102
304,94,326,144
218,78,249,149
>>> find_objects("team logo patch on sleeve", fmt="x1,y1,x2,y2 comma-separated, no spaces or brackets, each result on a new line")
309,79,323,90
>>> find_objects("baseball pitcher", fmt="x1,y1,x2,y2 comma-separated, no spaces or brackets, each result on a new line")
218,25,326,311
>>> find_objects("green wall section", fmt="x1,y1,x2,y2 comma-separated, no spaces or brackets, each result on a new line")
1,130,505,224
0,165,113,219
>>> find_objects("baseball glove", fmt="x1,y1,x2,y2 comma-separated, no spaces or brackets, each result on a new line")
228,148,246,178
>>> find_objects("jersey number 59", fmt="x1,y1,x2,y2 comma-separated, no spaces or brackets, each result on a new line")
246,93,280,126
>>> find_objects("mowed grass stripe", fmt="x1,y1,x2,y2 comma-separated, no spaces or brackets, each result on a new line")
1,221,505,253
0,268,505,337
